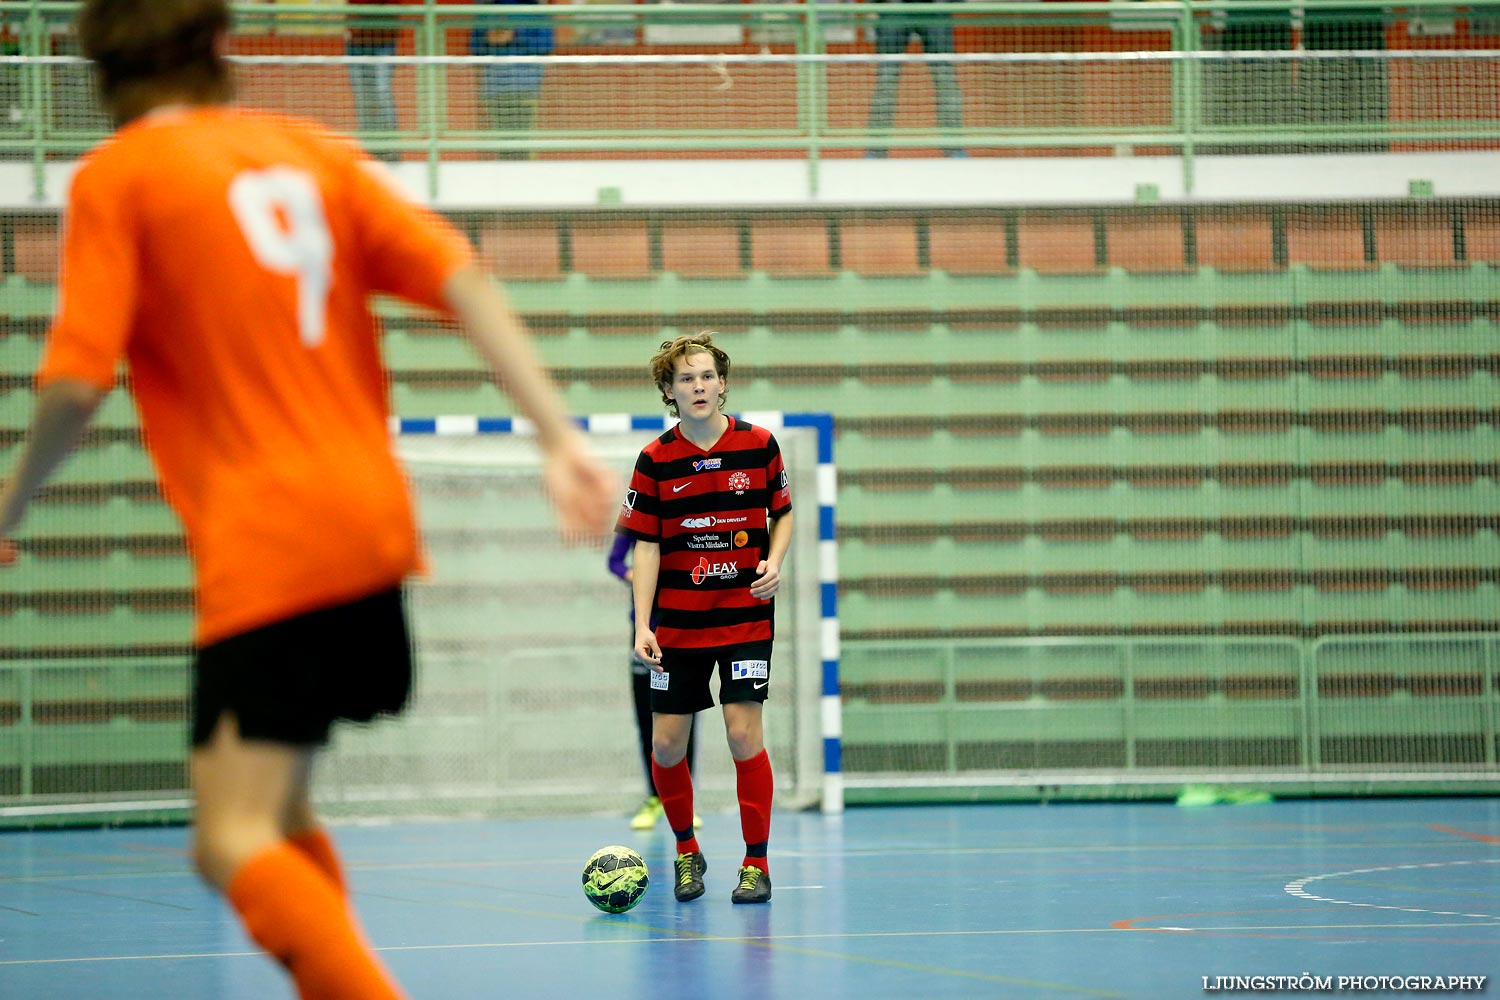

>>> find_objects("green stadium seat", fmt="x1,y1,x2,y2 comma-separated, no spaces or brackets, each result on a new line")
383,329,485,371
0,332,41,376
5,607,194,649
390,381,508,416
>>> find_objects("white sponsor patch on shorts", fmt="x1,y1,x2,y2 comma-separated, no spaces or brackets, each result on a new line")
730,659,769,680
650,671,670,691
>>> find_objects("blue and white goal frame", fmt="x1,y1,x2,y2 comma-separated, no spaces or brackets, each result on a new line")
393,411,844,814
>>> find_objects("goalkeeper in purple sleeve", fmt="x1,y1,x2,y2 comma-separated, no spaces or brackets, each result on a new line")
608,533,696,831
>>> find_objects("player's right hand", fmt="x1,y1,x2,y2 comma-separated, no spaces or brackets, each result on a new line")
635,629,662,670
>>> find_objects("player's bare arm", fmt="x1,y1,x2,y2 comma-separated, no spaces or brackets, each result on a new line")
630,538,663,668
0,378,106,561
750,510,794,600
443,266,617,541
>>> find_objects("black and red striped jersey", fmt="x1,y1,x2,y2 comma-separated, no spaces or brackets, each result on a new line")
615,416,793,649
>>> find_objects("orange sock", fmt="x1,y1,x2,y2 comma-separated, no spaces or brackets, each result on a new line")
288,826,345,896
228,841,406,1000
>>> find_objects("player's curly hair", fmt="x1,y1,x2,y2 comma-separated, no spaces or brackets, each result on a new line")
650,331,731,418
78,0,234,127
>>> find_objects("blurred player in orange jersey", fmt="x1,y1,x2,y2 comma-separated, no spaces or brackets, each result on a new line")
0,2,617,998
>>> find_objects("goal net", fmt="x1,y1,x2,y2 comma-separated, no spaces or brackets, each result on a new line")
312,415,834,820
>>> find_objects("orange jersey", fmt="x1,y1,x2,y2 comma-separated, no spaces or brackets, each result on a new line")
37,106,473,645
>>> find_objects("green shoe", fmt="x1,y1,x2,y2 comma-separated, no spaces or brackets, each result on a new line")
673,851,707,902
630,796,663,831
731,865,771,904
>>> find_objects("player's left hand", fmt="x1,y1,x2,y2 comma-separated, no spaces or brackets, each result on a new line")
0,480,22,564
544,443,620,546
749,560,780,601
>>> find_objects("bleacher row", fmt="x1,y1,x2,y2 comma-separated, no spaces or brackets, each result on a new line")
1,198,1498,797
0,200,1494,656
4,202,1499,282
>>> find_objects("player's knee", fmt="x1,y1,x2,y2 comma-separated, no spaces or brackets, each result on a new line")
191,827,234,888
652,735,688,768
192,820,278,890
724,722,764,760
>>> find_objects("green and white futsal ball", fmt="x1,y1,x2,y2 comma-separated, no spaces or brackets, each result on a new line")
582,845,649,913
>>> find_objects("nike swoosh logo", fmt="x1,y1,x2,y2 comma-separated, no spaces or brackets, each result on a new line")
672,484,691,493
753,681,768,690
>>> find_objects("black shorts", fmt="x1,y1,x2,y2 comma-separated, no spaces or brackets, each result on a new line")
191,586,413,747
651,640,772,715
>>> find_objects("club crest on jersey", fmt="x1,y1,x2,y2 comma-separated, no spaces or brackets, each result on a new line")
727,470,752,494
622,489,637,511
693,458,722,471
691,556,739,584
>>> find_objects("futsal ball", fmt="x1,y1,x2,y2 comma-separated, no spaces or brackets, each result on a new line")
582,845,649,913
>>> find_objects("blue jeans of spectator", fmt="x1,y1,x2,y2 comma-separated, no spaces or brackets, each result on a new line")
347,42,398,147
868,17,963,155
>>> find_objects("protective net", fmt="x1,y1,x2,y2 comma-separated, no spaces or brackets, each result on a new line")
315,423,827,820
2,0,1499,826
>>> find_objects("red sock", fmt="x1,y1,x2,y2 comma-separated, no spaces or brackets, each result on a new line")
735,749,774,873
651,754,701,855
288,826,345,896
228,841,406,1000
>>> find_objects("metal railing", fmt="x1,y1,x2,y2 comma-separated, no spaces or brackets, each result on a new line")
840,633,1500,791
0,1,1496,200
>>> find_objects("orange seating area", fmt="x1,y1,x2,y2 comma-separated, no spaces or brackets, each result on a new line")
7,204,1495,283
458,203,1497,280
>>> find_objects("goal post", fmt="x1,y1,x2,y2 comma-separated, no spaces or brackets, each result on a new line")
313,412,842,819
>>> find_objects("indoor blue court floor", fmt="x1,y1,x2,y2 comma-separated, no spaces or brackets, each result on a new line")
2,798,1498,999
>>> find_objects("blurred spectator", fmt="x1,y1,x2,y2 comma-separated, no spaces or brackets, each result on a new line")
1202,9,1295,153
470,0,554,160
0,21,22,148
346,0,405,161
866,0,965,158
1301,6,1388,152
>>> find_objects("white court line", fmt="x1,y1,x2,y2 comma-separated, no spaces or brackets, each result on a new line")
0,925,1123,969
1285,858,1500,920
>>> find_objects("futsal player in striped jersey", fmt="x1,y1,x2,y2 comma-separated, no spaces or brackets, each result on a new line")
616,332,794,904
0,2,617,997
